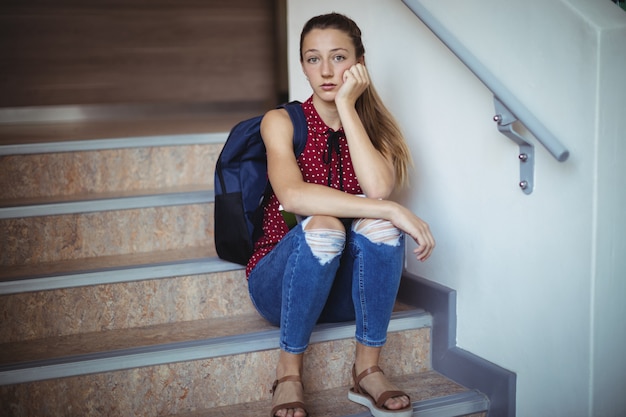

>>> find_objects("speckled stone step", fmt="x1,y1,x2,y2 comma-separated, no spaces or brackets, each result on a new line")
0,102,264,200
0,142,222,200
0,201,214,266
0,311,433,416
0,251,248,343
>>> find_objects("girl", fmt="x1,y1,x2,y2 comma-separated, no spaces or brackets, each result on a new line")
247,12,435,417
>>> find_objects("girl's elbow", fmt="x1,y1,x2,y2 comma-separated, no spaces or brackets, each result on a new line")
275,188,302,213
363,182,394,200
366,191,392,200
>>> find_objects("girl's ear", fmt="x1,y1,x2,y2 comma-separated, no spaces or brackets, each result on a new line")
359,55,366,65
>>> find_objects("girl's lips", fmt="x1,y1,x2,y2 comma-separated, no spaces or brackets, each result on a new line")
321,83,336,91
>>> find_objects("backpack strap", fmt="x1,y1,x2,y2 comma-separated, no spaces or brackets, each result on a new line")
256,101,307,222
279,101,307,156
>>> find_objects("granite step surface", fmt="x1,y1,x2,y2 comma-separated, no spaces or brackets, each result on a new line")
0,249,250,338
0,311,433,415
0,142,223,201
0,201,214,266
0,101,263,202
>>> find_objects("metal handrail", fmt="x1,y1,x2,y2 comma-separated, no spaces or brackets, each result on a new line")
402,0,570,163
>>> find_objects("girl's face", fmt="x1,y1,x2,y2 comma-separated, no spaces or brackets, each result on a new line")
301,28,362,102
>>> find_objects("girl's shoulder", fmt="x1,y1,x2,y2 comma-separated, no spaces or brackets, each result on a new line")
261,107,292,132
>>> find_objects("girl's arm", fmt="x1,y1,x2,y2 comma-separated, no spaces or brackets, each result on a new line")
261,108,435,261
335,63,395,199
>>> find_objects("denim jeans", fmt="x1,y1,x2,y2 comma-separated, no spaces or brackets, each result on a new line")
248,217,404,354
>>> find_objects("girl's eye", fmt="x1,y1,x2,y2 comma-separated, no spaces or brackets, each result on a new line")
307,57,319,64
333,55,346,62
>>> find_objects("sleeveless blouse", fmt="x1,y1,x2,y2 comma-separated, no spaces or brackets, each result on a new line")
246,96,363,276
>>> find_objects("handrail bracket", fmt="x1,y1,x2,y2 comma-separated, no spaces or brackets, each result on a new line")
493,96,535,195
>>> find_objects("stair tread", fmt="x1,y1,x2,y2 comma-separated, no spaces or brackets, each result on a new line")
0,308,431,387
0,102,263,147
169,371,486,417
0,306,424,368
0,313,272,367
0,247,221,282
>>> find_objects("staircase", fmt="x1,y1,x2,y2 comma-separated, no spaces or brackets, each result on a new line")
0,105,489,417
0,2,489,416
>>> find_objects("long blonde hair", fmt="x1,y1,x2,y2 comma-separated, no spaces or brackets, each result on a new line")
300,13,412,185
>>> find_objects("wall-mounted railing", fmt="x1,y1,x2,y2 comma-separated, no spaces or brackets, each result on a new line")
402,0,570,194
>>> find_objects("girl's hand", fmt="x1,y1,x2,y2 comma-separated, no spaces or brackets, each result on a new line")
336,63,370,107
390,203,435,262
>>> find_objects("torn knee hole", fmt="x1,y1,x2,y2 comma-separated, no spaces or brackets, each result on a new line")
353,219,401,245
303,229,345,265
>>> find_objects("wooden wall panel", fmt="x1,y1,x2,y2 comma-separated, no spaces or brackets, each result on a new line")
0,0,278,107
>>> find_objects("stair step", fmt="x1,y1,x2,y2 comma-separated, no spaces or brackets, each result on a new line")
0,101,261,155
0,103,252,202
0,310,430,385
0,202,214,266
177,373,489,417
0,141,224,201
0,337,432,415
0,254,251,343
0,187,214,219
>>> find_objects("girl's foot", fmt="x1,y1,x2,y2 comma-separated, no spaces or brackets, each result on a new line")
271,375,308,417
349,365,412,417
272,351,307,417
353,344,410,411
353,365,410,410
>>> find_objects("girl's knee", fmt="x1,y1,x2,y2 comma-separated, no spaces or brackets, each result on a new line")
303,215,345,232
300,216,346,265
352,218,402,245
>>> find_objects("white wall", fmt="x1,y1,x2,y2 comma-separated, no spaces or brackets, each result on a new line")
287,1,626,416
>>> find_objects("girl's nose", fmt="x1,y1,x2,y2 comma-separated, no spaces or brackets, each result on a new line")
321,60,333,77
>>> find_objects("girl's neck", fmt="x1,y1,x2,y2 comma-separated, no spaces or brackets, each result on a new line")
312,95,342,131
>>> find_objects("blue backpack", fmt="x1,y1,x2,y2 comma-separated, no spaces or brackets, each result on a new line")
214,101,307,265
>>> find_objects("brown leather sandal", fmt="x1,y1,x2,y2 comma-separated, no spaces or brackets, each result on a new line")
348,365,412,417
270,375,309,417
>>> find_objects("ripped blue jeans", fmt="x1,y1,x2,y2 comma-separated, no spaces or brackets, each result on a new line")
248,217,404,354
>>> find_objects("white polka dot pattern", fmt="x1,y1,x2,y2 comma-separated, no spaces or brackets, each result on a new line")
246,96,363,276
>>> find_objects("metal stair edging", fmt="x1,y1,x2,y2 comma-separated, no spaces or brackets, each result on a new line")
0,132,228,156
0,189,215,220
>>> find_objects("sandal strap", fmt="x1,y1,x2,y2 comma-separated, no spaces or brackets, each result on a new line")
353,365,384,390
271,375,303,394
270,375,308,417
375,389,411,409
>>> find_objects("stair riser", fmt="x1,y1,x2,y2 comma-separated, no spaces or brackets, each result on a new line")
0,204,213,266
0,270,250,343
0,144,221,200
0,329,430,417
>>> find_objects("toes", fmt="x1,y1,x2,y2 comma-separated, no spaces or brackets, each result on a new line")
385,395,410,410
275,407,306,417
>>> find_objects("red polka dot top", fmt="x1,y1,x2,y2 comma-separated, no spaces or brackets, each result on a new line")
246,96,363,277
